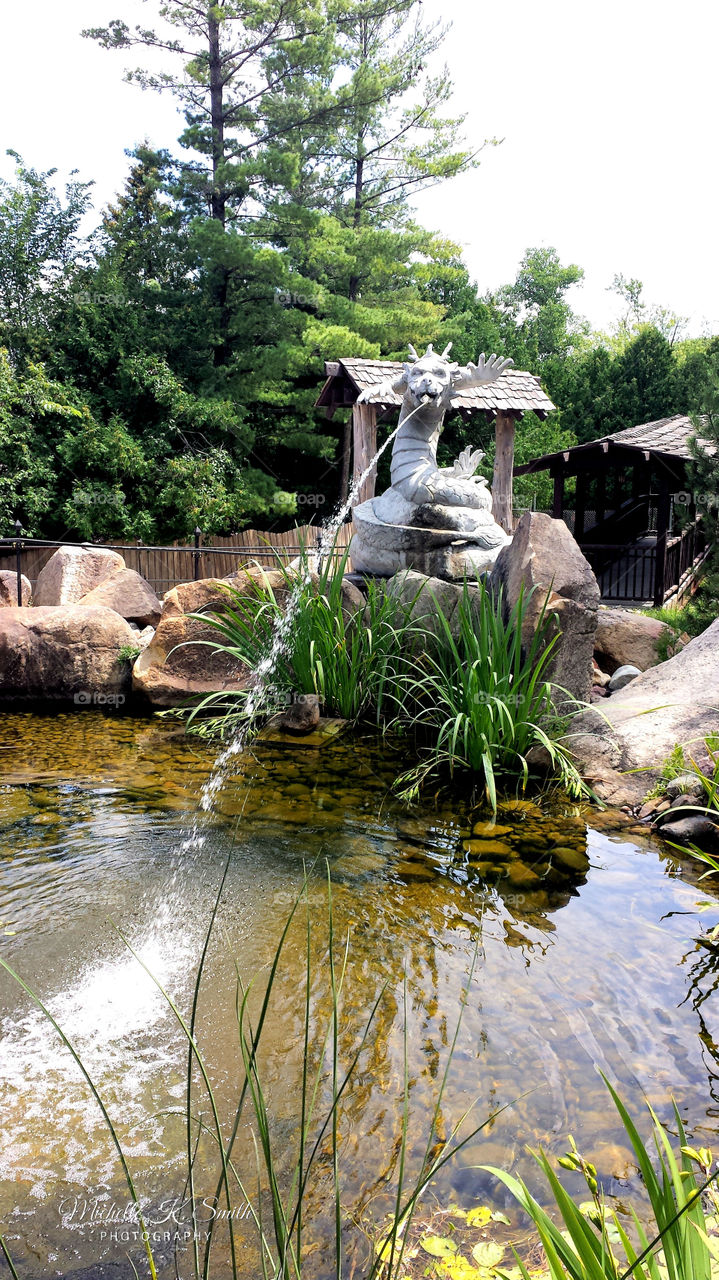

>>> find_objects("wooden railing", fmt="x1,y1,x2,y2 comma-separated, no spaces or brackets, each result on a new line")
581,515,708,604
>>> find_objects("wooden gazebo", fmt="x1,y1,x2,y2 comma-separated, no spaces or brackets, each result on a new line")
315,358,556,532
515,414,714,606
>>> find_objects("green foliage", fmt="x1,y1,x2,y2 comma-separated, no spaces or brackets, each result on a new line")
644,574,719,643
392,580,587,810
180,546,417,733
487,1076,719,1280
0,152,92,364
180,553,588,809
117,644,142,664
0,348,84,533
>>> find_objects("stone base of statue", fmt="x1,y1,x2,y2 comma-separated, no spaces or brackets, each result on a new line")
350,491,511,580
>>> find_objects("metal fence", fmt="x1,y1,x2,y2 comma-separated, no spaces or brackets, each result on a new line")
0,523,354,603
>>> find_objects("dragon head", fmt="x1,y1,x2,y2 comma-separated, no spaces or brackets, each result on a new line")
403,343,459,409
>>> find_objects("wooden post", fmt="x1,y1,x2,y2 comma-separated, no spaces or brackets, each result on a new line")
653,478,672,607
551,465,565,520
339,413,352,506
574,471,588,541
595,469,607,527
492,411,516,534
352,401,378,506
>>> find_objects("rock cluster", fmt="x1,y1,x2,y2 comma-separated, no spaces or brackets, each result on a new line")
0,545,162,706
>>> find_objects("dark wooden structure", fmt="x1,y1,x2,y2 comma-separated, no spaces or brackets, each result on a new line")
515,414,713,606
315,358,555,531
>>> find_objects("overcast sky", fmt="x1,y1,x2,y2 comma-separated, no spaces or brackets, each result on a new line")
2,0,717,336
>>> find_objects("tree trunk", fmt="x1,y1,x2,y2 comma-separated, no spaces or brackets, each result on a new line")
348,149,364,300
208,10,226,227
491,411,516,534
208,10,232,365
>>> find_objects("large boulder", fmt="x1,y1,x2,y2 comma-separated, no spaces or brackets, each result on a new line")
0,606,138,704
34,545,126,606
0,570,31,607
133,566,366,707
489,512,600,702
78,568,162,628
571,619,719,801
132,576,253,707
594,607,676,673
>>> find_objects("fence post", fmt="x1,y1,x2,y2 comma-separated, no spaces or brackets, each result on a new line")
14,519,24,606
193,527,202,581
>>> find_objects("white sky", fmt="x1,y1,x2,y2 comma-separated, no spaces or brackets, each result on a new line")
1,0,717,336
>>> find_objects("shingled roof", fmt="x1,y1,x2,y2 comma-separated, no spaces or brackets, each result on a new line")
605,414,713,460
315,358,556,421
515,413,713,474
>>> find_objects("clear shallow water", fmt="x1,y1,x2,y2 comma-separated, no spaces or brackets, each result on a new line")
1,711,719,1278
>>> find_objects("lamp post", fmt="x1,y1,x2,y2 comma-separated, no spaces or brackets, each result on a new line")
14,519,23,606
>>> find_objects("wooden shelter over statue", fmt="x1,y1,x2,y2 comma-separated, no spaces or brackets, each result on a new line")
315,356,556,535
515,414,714,606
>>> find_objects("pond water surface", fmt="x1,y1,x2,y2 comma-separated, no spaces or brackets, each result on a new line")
1,711,718,1278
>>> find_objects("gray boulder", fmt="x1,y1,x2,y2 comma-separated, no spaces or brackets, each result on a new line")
608,664,641,692
571,619,719,791
34,545,125,606
489,511,600,702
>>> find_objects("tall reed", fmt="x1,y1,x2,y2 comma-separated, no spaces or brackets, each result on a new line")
487,1076,719,1280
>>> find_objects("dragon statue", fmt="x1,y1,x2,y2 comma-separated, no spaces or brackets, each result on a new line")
351,343,515,579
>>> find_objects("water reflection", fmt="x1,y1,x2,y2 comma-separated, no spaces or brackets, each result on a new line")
0,711,718,1277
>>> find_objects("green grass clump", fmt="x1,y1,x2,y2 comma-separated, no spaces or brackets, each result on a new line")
392,579,587,811
644,570,719,645
487,1076,719,1280
176,539,589,809
179,545,417,736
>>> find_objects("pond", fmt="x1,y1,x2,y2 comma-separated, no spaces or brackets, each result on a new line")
1,710,718,1278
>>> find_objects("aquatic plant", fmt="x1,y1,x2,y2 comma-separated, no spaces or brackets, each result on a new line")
486,1076,719,1280
179,544,418,735
392,579,587,811
178,548,588,807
